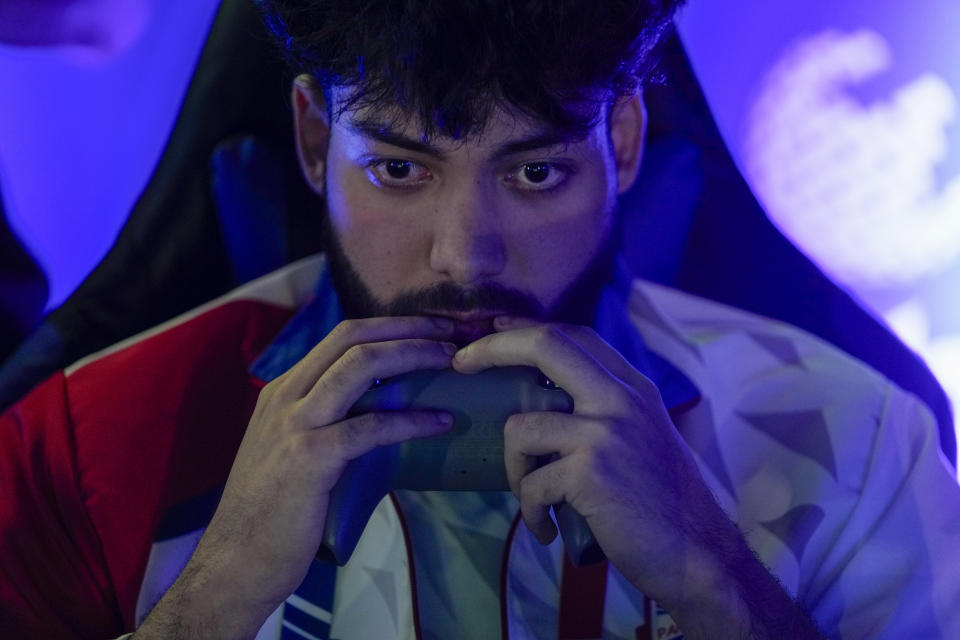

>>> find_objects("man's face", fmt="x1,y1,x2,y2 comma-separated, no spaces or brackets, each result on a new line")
294,84,646,343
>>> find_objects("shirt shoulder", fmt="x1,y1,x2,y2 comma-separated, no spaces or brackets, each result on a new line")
66,253,326,380
626,278,929,497
0,256,325,632
628,278,892,398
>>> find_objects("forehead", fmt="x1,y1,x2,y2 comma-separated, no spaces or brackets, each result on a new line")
328,85,608,151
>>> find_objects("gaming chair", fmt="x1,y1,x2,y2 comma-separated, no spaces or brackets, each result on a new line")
0,192,47,363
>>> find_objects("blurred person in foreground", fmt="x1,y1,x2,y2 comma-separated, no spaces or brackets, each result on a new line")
1,1,959,639
0,0,150,59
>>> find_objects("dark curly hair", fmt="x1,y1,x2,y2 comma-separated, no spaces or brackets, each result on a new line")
256,0,685,138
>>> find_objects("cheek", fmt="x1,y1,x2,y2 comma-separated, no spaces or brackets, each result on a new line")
325,161,429,294
507,171,614,298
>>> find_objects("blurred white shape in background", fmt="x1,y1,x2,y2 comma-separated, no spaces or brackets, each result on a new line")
0,0,153,65
742,28,960,454
744,29,960,290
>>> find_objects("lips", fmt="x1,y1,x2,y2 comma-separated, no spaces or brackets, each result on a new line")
426,312,501,346
451,317,497,345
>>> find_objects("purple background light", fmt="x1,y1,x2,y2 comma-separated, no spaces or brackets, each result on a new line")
0,0,219,308
678,1,960,180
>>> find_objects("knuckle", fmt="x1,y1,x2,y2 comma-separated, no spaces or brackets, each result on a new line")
288,399,321,429
334,417,363,451
342,343,378,370
504,413,537,448
591,416,616,440
533,324,566,350
588,417,624,451
279,401,300,425
284,430,314,460
581,436,621,481
398,339,446,367
399,340,426,360
421,338,451,359
625,387,661,423
565,323,597,342
357,411,392,436
328,320,358,340
634,373,660,399
504,412,527,434
611,379,644,411
294,435,329,467
574,451,597,480
519,473,545,505
324,318,369,346
259,375,287,401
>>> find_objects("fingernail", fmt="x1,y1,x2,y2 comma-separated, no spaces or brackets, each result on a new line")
437,412,453,426
442,342,458,356
431,316,454,330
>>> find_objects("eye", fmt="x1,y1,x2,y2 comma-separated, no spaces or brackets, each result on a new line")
367,159,432,188
507,162,569,192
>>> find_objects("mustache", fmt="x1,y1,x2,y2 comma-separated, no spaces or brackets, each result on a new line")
384,280,544,318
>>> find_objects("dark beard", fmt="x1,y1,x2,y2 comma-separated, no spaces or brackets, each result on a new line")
320,206,619,329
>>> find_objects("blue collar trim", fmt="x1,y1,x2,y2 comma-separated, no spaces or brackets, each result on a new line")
250,264,343,384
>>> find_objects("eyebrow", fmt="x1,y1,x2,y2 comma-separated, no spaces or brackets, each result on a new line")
489,130,586,161
347,123,445,158
346,121,588,162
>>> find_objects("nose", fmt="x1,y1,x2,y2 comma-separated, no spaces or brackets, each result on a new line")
429,179,507,284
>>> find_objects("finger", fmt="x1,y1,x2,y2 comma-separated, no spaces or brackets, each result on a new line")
503,412,586,496
453,324,626,415
321,409,454,463
495,316,654,393
280,316,455,399
300,338,457,426
518,456,578,545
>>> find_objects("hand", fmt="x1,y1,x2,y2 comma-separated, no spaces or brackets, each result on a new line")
136,317,456,639
451,316,717,594
451,316,824,639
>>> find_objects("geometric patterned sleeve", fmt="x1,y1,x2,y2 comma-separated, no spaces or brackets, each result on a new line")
808,385,960,638
625,281,960,638
630,280,960,639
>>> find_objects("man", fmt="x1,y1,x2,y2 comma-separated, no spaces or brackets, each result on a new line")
2,1,959,638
